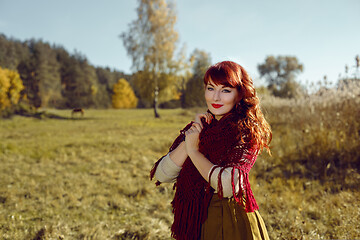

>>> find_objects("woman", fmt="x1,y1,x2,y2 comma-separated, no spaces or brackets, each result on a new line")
150,61,272,240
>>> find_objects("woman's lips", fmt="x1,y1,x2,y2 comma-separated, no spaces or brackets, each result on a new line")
211,104,223,109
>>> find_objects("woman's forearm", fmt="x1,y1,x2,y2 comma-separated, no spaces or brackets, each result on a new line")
169,141,188,167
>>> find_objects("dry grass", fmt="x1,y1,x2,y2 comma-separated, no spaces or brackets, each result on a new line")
254,81,360,239
0,109,190,239
0,82,359,239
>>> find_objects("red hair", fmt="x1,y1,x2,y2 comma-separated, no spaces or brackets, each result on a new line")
204,61,272,154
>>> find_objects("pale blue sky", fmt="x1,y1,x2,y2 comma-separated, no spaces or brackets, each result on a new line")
0,0,359,86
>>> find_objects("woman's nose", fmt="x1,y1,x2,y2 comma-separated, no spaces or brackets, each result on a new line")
213,90,220,101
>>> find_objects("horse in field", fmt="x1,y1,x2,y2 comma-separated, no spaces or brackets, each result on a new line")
71,108,84,118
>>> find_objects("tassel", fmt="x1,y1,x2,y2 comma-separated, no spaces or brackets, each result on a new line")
207,166,218,193
171,192,206,240
244,175,259,212
232,167,243,204
217,167,226,199
149,156,164,185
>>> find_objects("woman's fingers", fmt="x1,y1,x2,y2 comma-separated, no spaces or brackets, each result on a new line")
205,112,213,123
192,122,202,132
195,112,213,126
195,114,205,127
185,122,202,136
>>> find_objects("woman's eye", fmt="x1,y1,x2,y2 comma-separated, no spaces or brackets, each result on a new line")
222,89,231,93
207,87,214,91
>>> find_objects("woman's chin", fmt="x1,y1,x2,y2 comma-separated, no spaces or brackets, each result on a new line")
210,108,227,117
210,110,225,119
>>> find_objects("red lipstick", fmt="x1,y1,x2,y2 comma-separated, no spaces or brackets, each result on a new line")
211,104,223,109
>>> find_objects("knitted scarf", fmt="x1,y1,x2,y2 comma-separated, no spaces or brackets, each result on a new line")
150,111,259,240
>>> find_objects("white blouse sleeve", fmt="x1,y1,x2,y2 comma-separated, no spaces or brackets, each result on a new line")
154,153,182,183
208,166,241,198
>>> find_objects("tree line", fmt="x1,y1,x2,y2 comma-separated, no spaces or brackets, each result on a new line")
0,0,309,117
0,34,131,111
0,31,309,116
0,32,219,113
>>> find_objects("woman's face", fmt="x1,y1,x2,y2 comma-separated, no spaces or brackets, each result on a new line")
205,79,240,120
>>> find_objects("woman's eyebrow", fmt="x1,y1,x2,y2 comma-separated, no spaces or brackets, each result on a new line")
208,83,231,89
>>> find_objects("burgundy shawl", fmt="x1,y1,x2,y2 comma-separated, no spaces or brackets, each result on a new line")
150,112,259,240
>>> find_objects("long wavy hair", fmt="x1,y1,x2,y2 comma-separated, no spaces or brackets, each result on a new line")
203,61,272,154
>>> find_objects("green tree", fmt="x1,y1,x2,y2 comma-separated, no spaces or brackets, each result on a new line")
0,34,30,70
95,67,132,108
58,52,98,108
55,48,96,108
96,67,117,88
17,54,41,108
112,78,138,109
258,55,304,97
17,40,62,108
183,49,211,107
0,67,24,110
120,0,179,117
132,70,179,108
274,79,305,98
32,41,61,107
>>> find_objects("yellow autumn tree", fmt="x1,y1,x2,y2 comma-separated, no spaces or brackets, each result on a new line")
112,78,138,109
0,67,24,110
120,0,180,117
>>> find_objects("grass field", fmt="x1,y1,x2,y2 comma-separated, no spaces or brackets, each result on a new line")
0,100,359,239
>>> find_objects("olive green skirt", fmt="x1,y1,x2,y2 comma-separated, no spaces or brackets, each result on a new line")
201,194,269,240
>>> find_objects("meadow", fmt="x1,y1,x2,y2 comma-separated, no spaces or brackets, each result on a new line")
0,84,359,239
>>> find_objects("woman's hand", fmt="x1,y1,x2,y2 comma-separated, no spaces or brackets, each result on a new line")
184,121,214,182
195,112,213,127
184,122,202,153
185,112,212,153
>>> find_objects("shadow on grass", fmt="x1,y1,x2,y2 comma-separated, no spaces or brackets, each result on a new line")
15,111,96,120
256,155,360,193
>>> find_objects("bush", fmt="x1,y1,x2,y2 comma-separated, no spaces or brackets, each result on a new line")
112,78,138,109
0,67,24,110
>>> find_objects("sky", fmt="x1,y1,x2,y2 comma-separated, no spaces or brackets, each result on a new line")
0,0,359,87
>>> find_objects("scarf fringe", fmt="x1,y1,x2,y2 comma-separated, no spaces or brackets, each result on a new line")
149,156,163,186
232,167,259,212
208,165,259,212
171,188,212,240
